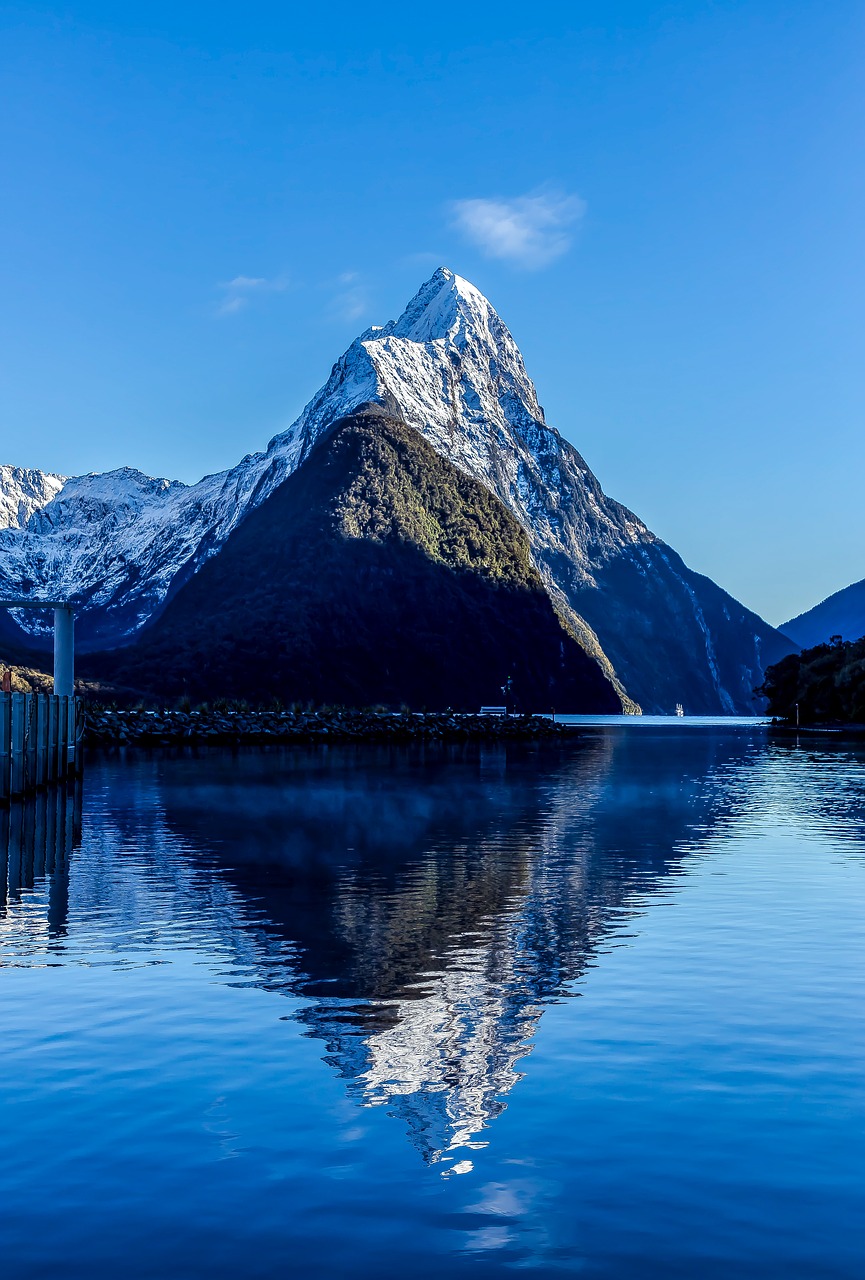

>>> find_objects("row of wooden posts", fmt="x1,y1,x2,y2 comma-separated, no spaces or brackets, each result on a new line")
0,693,83,803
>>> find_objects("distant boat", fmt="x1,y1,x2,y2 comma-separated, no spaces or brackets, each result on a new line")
675,703,684,717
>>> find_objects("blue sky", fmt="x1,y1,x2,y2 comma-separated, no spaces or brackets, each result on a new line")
1,1,862,625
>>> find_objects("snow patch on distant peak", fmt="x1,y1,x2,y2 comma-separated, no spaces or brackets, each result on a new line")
25,467,188,535
0,465,66,530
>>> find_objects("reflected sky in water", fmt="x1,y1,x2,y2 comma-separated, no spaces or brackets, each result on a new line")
1,727,864,1278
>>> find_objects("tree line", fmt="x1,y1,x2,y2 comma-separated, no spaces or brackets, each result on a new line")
758,635,865,724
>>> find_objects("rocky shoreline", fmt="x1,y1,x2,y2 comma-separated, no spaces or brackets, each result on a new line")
82,705,579,747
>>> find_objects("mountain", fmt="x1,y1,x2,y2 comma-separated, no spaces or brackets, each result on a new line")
782,578,865,649
101,406,622,712
0,267,793,710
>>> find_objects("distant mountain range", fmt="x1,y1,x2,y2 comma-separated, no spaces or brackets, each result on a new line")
0,268,795,712
782,578,865,649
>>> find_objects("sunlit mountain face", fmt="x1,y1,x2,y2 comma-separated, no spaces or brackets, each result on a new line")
0,732,764,1168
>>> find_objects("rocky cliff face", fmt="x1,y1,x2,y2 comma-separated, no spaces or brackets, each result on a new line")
0,267,793,709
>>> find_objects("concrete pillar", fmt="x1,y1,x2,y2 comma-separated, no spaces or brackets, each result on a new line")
54,607,74,698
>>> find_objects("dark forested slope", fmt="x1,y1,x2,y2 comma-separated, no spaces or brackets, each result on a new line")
102,407,622,712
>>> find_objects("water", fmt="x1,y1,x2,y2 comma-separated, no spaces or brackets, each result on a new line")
1,725,863,1278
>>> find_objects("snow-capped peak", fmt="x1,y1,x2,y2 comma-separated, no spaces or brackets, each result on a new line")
376,266,495,345
275,267,546,478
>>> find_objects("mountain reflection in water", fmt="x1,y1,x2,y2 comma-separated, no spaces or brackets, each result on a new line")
0,729,767,1169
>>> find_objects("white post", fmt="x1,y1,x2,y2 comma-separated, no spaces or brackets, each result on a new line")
54,606,74,698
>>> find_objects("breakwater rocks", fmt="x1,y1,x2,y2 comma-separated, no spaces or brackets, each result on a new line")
82,706,576,747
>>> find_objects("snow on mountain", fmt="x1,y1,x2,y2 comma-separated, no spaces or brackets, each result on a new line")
0,466,66,530
0,267,791,709
0,455,297,644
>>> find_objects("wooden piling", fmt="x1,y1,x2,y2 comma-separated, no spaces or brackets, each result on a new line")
48,696,58,784
10,694,25,797
25,696,37,791
0,693,81,804
36,695,49,787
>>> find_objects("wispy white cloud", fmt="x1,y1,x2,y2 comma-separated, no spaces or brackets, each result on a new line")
449,189,586,269
216,274,289,316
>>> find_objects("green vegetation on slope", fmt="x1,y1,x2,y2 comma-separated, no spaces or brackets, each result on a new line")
99,407,622,713
758,636,865,724
0,655,53,693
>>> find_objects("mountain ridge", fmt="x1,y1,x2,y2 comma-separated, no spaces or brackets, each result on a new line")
782,577,865,649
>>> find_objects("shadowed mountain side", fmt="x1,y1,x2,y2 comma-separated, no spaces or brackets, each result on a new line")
568,543,796,714
98,409,622,712
783,576,865,649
